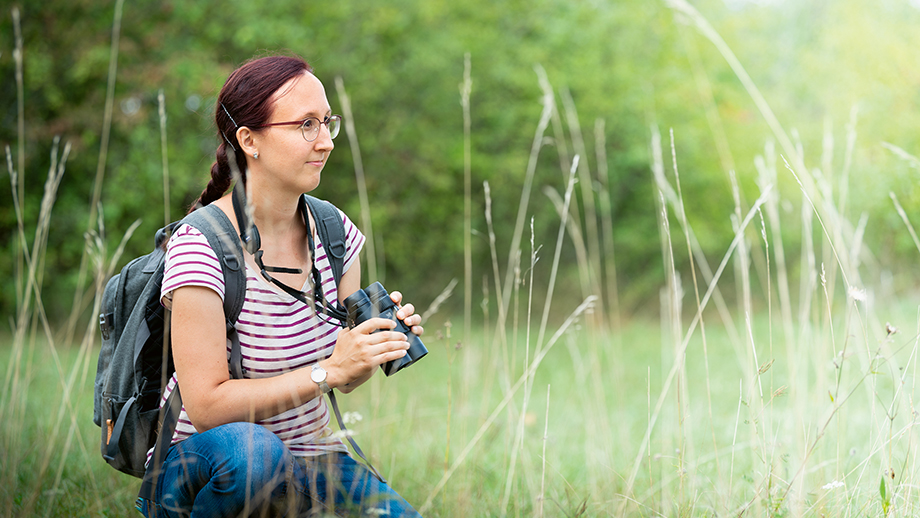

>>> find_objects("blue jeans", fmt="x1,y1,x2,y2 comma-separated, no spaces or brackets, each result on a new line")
137,422,422,517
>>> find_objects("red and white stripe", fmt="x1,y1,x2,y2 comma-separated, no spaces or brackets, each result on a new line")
150,208,365,464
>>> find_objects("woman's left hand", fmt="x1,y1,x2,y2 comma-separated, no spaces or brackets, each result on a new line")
390,291,424,337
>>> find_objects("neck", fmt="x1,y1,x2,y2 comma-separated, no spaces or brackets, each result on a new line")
245,178,306,239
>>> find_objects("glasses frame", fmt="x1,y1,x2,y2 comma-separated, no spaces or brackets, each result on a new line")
257,114,342,142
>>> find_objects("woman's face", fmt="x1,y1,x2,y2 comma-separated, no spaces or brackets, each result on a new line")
248,71,334,195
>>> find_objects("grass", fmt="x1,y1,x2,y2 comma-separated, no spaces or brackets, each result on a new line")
5,3,920,517
4,296,920,516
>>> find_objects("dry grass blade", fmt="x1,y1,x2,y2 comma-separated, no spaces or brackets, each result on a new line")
535,155,579,353
64,0,126,343
12,7,25,312
159,89,171,226
420,278,458,324
889,192,920,257
618,186,773,514
881,142,920,170
501,156,579,517
498,64,554,318
419,296,597,514
460,53,473,348
561,87,603,321
335,76,379,282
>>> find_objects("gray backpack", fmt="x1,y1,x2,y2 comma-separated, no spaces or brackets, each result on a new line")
93,196,347,484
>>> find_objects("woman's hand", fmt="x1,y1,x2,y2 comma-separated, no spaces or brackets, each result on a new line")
322,317,410,393
389,290,424,337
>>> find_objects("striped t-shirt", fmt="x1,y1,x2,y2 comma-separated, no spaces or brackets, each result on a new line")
156,205,365,460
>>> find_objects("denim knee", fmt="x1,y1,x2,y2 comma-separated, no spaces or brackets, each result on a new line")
151,422,298,518
205,422,293,495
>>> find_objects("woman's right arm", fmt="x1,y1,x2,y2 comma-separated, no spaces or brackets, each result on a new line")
170,285,409,432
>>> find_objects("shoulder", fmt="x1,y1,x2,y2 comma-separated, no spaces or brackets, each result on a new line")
162,224,225,303
166,223,213,252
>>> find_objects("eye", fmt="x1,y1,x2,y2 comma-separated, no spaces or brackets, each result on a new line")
302,118,317,130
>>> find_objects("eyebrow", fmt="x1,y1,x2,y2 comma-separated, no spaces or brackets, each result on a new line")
295,108,333,120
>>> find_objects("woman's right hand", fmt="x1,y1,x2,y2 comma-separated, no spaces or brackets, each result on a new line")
321,317,409,393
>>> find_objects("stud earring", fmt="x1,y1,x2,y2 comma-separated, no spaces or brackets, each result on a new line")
254,152,259,159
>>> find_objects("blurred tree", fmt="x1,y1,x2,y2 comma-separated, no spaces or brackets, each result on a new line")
1,0,919,327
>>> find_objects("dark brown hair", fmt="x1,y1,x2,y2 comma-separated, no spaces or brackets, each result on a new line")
189,54,314,212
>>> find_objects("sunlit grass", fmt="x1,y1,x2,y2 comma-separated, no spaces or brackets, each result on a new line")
5,3,920,517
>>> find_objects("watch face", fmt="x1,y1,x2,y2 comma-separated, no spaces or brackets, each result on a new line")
311,366,325,383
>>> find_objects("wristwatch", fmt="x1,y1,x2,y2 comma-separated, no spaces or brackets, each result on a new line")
311,364,331,394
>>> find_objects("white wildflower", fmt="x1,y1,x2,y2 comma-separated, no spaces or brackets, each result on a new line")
331,429,356,440
822,480,845,490
847,286,866,301
343,411,364,425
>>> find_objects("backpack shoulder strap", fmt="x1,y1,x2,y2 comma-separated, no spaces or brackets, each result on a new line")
140,204,247,504
179,203,246,378
181,203,246,322
303,194,347,287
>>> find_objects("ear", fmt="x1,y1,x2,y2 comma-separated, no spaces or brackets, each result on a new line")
236,126,259,160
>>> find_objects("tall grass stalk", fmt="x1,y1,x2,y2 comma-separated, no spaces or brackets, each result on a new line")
561,87,604,325
501,157,578,517
882,142,920,170
538,383,550,518
158,89,171,226
460,53,473,351
418,295,596,515
12,7,24,315
670,128,723,499
656,186,687,503
2,140,104,516
334,76,379,283
889,193,920,256
618,186,772,514
64,0,125,344
497,65,553,319
543,186,590,300
755,143,797,415
594,118,621,331
651,127,743,353
482,180,512,395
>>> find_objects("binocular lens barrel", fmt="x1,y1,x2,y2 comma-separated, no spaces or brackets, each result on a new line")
343,282,428,376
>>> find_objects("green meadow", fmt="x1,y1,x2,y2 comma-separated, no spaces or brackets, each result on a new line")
4,0,920,516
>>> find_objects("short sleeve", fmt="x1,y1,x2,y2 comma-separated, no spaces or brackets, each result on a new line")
160,224,226,309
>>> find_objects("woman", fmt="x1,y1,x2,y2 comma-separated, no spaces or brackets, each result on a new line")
142,54,424,517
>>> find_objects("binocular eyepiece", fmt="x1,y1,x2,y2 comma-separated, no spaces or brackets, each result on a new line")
343,282,428,376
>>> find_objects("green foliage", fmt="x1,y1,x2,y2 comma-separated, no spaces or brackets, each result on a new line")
2,0,920,324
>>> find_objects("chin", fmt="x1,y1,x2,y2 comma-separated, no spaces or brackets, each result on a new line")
302,175,321,194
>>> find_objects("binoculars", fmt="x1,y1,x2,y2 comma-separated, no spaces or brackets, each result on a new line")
343,282,428,376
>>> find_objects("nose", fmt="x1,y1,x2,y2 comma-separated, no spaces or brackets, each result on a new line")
313,124,334,152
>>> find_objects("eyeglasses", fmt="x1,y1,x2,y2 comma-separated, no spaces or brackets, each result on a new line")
258,115,342,142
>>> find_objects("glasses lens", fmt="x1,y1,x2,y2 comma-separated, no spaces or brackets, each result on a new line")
328,116,341,139
301,117,320,142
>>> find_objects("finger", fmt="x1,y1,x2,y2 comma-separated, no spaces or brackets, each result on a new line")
358,328,409,348
403,313,422,327
410,325,424,337
396,303,415,321
389,291,403,306
380,348,408,363
354,317,397,334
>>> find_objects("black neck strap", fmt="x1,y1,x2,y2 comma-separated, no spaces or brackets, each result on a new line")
231,183,347,323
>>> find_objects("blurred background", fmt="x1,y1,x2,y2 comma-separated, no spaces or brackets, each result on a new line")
2,0,919,331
